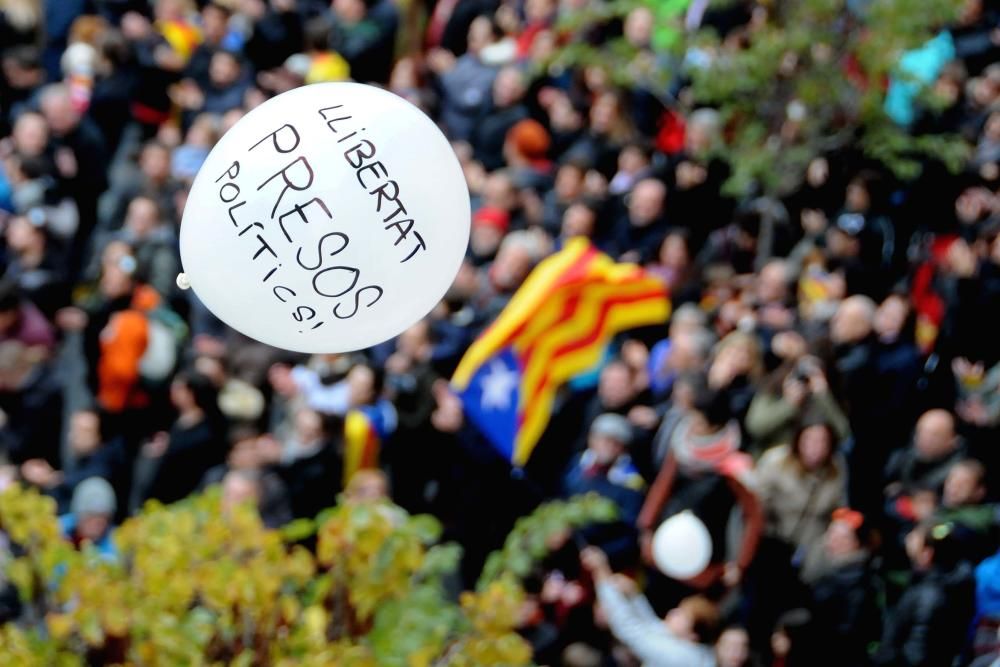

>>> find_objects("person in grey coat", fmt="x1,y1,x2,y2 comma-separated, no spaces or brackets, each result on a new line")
429,16,500,142
581,547,752,667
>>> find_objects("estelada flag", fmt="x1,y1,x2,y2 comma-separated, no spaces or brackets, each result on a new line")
343,403,396,486
451,238,671,467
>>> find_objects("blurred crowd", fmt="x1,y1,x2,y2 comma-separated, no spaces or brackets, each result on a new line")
2,0,1000,665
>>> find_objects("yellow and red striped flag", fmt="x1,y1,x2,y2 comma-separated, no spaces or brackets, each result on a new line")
451,238,670,467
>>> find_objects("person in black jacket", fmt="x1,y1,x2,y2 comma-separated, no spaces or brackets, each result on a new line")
38,83,109,277
20,408,128,517
830,294,900,513
873,519,977,667
138,371,227,507
0,341,62,467
610,177,669,264
808,508,881,667
384,320,441,514
201,424,293,528
264,407,343,520
472,66,529,171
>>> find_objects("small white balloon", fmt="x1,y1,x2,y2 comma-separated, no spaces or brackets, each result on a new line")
651,510,713,580
179,82,470,353
175,273,191,290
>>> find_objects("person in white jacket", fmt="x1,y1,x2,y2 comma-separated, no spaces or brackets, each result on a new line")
581,547,751,667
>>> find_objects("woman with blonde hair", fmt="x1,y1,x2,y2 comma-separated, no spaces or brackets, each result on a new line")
706,329,763,425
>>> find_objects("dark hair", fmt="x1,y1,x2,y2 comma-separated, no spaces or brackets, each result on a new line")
319,412,344,440
560,154,593,173
692,385,731,428
575,196,603,215
847,169,886,213
678,595,720,643
791,417,837,470
621,140,654,161
521,573,544,595
881,290,918,345
15,153,53,180
734,209,762,238
304,17,332,51
368,364,386,398
2,45,41,69
174,370,222,419
0,278,20,313
774,608,818,666
98,29,132,67
914,519,967,570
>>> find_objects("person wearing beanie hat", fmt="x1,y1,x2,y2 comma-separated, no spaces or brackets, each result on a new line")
590,412,633,447
505,118,552,168
563,412,645,567
58,476,118,561
470,206,511,265
793,509,881,667
504,119,554,194
473,206,511,235
71,475,116,516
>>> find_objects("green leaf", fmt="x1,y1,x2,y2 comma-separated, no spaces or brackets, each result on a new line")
231,650,255,667
419,544,463,579
281,518,317,543
409,515,443,544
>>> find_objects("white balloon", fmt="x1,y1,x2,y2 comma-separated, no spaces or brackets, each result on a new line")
651,510,713,580
179,82,470,353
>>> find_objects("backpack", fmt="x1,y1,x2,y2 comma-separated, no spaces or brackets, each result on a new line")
138,305,188,384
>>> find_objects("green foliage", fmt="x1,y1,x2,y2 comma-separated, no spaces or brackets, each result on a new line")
0,484,614,665
478,493,618,588
547,0,970,196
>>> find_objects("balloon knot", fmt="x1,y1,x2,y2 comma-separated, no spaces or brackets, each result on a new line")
176,273,191,290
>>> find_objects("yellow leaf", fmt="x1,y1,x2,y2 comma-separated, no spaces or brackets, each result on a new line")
102,605,130,637
79,613,104,647
7,558,33,600
46,613,75,641
408,645,438,667
303,605,327,641
280,595,300,623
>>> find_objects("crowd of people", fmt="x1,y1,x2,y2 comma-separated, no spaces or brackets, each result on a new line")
2,0,1000,665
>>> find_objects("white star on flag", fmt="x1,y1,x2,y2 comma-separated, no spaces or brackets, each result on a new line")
479,360,518,411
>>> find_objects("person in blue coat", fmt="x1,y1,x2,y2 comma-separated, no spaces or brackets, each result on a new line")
564,413,645,566
58,476,118,562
